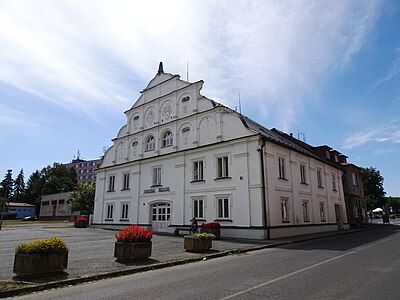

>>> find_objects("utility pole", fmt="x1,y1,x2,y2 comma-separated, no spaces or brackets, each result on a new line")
0,169,12,230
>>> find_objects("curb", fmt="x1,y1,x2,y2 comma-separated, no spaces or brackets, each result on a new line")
0,225,381,298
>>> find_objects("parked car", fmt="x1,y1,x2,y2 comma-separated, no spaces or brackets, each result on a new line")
22,216,38,221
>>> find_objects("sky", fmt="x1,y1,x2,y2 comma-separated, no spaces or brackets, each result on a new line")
0,0,399,196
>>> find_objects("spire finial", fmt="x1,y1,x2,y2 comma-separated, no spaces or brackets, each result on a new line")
157,62,164,75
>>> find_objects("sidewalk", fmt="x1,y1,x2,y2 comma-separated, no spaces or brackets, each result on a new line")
0,223,382,298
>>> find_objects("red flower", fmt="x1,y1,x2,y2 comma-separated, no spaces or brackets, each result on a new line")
76,217,88,222
201,222,221,229
115,225,153,243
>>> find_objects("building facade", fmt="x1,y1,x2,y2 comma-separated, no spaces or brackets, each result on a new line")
93,63,349,239
65,157,102,183
40,192,79,221
6,202,36,219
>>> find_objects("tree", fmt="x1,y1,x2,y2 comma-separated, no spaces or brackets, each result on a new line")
41,163,77,195
68,182,95,214
1,169,14,200
14,169,26,202
386,197,400,214
25,170,46,206
360,167,386,209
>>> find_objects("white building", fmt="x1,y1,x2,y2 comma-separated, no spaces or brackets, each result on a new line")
93,63,349,239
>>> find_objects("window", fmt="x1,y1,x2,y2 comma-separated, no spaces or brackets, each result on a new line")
217,156,229,178
326,151,330,159
300,164,306,184
281,198,289,222
121,203,129,219
317,169,323,187
332,174,337,191
352,173,358,186
106,204,114,219
278,157,286,179
152,167,162,186
302,201,309,222
320,202,326,222
162,131,173,147
193,198,204,219
145,135,155,151
123,173,130,190
108,175,115,191
217,197,230,219
193,160,204,181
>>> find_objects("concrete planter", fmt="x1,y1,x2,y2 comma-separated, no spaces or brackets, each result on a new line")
114,241,152,262
13,252,68,278
74,221,87,228
184,237,212,252
200,228,221,239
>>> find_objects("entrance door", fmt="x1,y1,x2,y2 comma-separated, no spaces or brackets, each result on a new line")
151,203,171,232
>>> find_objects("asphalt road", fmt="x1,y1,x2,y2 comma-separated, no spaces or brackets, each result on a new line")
9,225,400,300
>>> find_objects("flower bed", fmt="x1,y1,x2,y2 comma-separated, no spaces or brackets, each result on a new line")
114,225,153,262
184,232,215,252
74,217,88,228
200,222,221,239
13,237,68,278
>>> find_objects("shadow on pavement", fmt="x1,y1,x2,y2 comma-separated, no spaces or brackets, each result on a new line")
276,224,399,252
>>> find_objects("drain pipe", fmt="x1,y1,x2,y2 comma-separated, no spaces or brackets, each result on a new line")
257,137,269,239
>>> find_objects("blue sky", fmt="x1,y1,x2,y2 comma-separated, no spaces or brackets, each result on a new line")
0,1,399,196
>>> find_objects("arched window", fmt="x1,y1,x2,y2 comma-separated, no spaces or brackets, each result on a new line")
146,136,155,151
162,131,173,147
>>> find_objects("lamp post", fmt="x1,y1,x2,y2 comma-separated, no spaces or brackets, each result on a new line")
0,169,12,230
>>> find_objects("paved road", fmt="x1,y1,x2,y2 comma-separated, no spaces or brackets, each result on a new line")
9,225,400,300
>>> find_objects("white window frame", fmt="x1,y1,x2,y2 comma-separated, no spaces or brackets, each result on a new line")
193,198,204,219
162,131,173,147
280,197,289,222
217,156,229,178
152,167,162,186
332,174,337,191
121,203,129,220
108,175,115,191
193,160,204,181
317,169,323,187
216,196,230,219
352,173,358,186
122,173,130,190
300,164,306,184
302,200,309,222
106,203,114,220
145,135,155,151
278,157,286,179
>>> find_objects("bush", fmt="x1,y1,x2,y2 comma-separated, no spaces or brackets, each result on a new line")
3,213,17,220
16,237,68,254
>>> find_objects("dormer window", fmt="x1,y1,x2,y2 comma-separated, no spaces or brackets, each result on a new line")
145,136,155,151
162,131,173,147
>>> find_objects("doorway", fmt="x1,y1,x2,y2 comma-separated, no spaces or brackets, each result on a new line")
151,203,171,232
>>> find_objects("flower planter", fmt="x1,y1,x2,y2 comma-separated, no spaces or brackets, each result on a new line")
114,241,152,262
74,221,87,228
184,237,212,252
200,228,221,239
13,251,68,278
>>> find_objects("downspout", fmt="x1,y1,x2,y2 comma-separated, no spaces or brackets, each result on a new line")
258,136,269,239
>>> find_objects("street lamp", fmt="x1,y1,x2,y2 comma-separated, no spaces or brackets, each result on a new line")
0,169,12,230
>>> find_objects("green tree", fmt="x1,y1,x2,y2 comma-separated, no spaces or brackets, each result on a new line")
68,182,95,214
25,170,46,206
360,167,386,209
42,163,77,195
1,169,14,200
14,169,26,202
386,196,400,214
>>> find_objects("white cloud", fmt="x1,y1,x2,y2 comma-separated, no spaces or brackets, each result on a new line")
0,0,381,130
343,120,400,149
